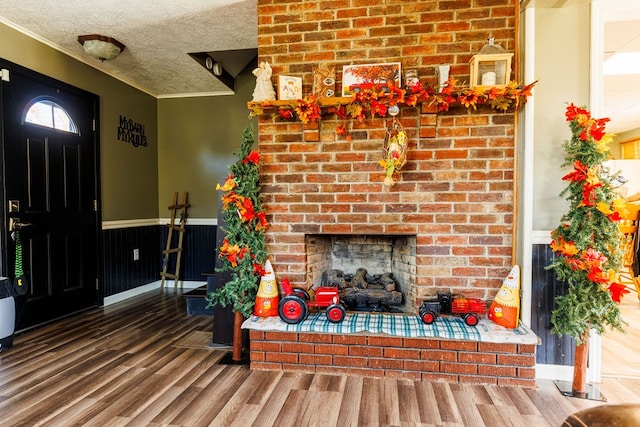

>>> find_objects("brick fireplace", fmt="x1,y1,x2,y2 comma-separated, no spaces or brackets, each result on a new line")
259,103,515,301
250,0,535,386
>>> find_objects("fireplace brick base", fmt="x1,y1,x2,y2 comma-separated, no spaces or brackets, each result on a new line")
249,330,537,388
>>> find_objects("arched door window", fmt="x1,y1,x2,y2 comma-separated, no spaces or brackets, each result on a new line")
23,98,79,135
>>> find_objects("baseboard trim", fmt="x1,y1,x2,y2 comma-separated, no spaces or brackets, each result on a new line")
532,230,552,245
534,363,597,382
103,280,206,306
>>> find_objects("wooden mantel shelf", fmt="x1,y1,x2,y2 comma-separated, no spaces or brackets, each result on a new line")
247,96,433,119
247,81,536,119
248,97,352,113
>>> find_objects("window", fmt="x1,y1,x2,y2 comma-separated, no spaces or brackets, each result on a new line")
620,137,640,159
24,99,79,134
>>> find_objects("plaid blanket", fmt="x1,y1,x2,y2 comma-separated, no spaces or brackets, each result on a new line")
244,312,482,341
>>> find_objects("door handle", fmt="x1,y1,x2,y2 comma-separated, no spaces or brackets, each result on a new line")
9,217,32,232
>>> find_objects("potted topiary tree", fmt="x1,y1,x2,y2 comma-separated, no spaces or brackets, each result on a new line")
548,103,629,399
207,127,268,363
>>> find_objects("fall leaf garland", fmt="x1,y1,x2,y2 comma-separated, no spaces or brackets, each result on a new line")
260,78,536,188
271,78,537,186
267,78,537,126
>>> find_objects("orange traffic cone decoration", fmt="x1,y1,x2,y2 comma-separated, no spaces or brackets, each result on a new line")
487,265,520,329
253,260,279,317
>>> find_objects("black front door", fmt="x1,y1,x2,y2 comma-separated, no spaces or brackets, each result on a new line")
0,60,100,330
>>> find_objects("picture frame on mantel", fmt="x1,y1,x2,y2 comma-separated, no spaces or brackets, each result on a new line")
342,62,401,96
278,75,302,100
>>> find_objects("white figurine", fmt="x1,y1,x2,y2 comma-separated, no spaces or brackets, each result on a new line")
252,61,277,102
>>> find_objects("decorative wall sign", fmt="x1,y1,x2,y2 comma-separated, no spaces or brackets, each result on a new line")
342,62,401,96
312,63,336,98
117,115,148,148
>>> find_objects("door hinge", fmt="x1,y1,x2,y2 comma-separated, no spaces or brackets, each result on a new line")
93,199,98,211
96,278,99,290
92,119,96,132
0,69,10,82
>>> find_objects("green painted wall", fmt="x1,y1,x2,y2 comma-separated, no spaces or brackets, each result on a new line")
157,65,257,220
0,23,158,222
533,2,591,230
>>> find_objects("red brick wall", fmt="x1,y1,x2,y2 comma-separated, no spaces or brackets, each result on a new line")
256,0,517,302
250,330,537,388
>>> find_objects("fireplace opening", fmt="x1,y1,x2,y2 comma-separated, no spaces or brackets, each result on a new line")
305,234,417,313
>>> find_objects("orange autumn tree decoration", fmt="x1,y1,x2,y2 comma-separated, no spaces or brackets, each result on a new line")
208,128,269,317
548,103,628,347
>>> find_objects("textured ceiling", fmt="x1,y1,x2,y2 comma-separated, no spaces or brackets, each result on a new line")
0,0,257,98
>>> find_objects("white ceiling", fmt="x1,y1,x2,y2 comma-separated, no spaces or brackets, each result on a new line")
604,20,640,134
600,1,640,135
0,0,257,98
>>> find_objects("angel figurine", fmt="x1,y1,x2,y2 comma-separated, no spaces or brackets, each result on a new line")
252,61,277,102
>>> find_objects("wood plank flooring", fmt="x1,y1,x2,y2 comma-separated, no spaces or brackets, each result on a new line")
1,289,640,426
601,289,640,378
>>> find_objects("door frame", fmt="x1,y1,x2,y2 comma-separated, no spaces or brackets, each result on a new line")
0,57,103,315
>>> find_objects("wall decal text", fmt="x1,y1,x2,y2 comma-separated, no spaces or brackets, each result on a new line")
118,115,147,148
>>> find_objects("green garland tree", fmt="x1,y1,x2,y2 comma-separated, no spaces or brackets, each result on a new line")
548,103,628,396
207,128,268,360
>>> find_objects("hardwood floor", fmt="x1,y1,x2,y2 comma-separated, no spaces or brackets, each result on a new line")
1,289,640,427
601,289,640,378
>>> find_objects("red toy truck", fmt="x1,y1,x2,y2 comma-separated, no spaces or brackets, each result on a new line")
418,292,486,326
278,279,346,324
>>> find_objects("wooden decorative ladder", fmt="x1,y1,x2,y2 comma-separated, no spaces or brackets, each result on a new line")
161,192,189,289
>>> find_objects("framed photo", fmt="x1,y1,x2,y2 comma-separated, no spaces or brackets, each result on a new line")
278,75,302,100
342,62,402,96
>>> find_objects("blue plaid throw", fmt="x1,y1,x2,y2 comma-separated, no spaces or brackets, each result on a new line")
279,313,481,340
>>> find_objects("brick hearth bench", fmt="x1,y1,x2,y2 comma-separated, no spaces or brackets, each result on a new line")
244,315,539,388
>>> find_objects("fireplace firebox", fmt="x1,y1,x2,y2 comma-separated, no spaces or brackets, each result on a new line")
305,234,417,313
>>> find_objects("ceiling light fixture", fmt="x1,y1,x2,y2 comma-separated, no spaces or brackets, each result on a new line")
205,56,223,76
77,34,126,61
